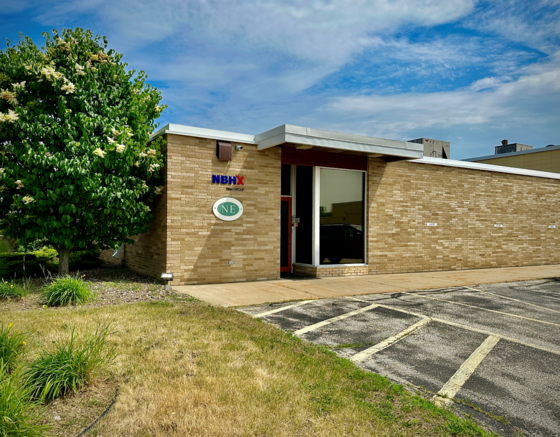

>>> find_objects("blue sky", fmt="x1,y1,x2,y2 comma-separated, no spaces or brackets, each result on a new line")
2,0,559,159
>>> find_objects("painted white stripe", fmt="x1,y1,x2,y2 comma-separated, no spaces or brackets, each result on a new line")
350,317,431,363
465,286,560,315
405,292,560,327
345,296,560,356
294,303,379,335
252,300,315,318
434,335,500,406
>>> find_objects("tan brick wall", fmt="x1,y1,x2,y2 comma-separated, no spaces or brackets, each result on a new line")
165,134,281,285
124,190,168,279
99,248,122,265
367,159,560,274
475,149,560,174
124,135,168,283
293,263,369,278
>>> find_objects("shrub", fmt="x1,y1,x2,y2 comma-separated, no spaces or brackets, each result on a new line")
0,279,28,299
0,250,55,279
42,276,93,307
0,365,50,437
0,247,102,280
0,323,28,373
0,237,11,279
25,325,116,403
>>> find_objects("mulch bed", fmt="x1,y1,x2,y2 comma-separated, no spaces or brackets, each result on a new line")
1,264,176,312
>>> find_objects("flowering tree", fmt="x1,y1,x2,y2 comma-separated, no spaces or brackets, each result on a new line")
0,28,166,275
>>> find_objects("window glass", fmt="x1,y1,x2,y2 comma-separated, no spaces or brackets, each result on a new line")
281,164,291,196
295,166,313,264
320,168,364,264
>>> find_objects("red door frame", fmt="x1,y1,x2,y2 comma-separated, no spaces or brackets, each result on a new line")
281,196,292,273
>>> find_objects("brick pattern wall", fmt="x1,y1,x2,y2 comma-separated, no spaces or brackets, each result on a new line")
124,190,167,280
99,248,122,265
367,159,560,274
165,134,281,285
476,148,560,174
293,264,369,277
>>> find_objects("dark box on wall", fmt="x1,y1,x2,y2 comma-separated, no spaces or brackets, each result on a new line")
217,141,232,161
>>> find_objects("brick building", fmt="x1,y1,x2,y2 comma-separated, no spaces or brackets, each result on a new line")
464,143,560,174
123,124,560,285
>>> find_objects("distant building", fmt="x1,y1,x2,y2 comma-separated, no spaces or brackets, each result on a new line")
409,138,450,159
494,139,532,155
464,141,560,173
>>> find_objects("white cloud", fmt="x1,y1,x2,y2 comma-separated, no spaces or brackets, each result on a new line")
38,0,476,65
465,0,560,54
18,0,559,158
314,52,560,155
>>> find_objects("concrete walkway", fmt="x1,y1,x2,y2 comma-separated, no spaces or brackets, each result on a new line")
172,265,560,307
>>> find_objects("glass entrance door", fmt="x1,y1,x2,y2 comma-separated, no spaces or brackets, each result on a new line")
280,196,292,272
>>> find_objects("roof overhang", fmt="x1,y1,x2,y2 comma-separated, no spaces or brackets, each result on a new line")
255,124,423,159
151,123,424,160
150,123,256,144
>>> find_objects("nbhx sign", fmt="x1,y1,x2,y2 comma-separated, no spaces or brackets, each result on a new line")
212,174,245,185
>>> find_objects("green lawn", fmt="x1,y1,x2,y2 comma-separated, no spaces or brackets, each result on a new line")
1,270,496,436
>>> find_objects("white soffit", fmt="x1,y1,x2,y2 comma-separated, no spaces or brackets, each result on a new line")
414,157,560,180
256,124,424,158
150,124,256,144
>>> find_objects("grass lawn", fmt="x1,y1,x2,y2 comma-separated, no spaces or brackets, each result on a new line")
1,267,495,436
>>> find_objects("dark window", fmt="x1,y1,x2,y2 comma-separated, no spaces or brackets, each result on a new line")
319,169,365,265
281,164,291,196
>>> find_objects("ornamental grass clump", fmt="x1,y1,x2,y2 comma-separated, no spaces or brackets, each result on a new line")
0,279,27,299
0,365,50,437
42,276,93,306
0,323,28,373
25,325,116,403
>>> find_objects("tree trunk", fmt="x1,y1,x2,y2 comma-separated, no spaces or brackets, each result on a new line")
58,248,71,277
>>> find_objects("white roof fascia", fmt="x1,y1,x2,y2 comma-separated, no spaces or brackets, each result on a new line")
413,157,560,180
463,144,560,162
256,124,423,158
150,123,256,144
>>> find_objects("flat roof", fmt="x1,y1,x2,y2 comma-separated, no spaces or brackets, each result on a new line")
151,123,560,180
151,123,424,159
463,144,560,162
415,157,560,180
150,123,256,144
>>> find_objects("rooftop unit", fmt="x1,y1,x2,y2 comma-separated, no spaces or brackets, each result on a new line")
409,138,450,159
495,139,532,155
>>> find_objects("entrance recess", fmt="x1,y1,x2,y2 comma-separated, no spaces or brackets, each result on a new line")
280,196,292,272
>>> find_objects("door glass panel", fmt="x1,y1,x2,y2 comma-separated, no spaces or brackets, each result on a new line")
280,199,290,268
281,164,291,196
295,166,313,264
320,168,364,264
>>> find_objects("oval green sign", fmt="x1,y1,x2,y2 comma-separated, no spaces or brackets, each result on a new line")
212,197,244,221
218,202,239,216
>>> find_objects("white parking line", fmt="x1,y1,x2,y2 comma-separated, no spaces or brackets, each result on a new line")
294,303,379,335
346,296,560,356
465,286,560,314
350,317,431,363
252,300,315,318
434,335,500,406
404,292,560,327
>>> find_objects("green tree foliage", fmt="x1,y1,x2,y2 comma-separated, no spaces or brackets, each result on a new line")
0,28,166,275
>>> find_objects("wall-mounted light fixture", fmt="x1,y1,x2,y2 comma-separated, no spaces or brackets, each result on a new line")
235,145,243,151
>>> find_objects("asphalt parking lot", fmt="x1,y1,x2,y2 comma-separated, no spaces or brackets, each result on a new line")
238,278,560,436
